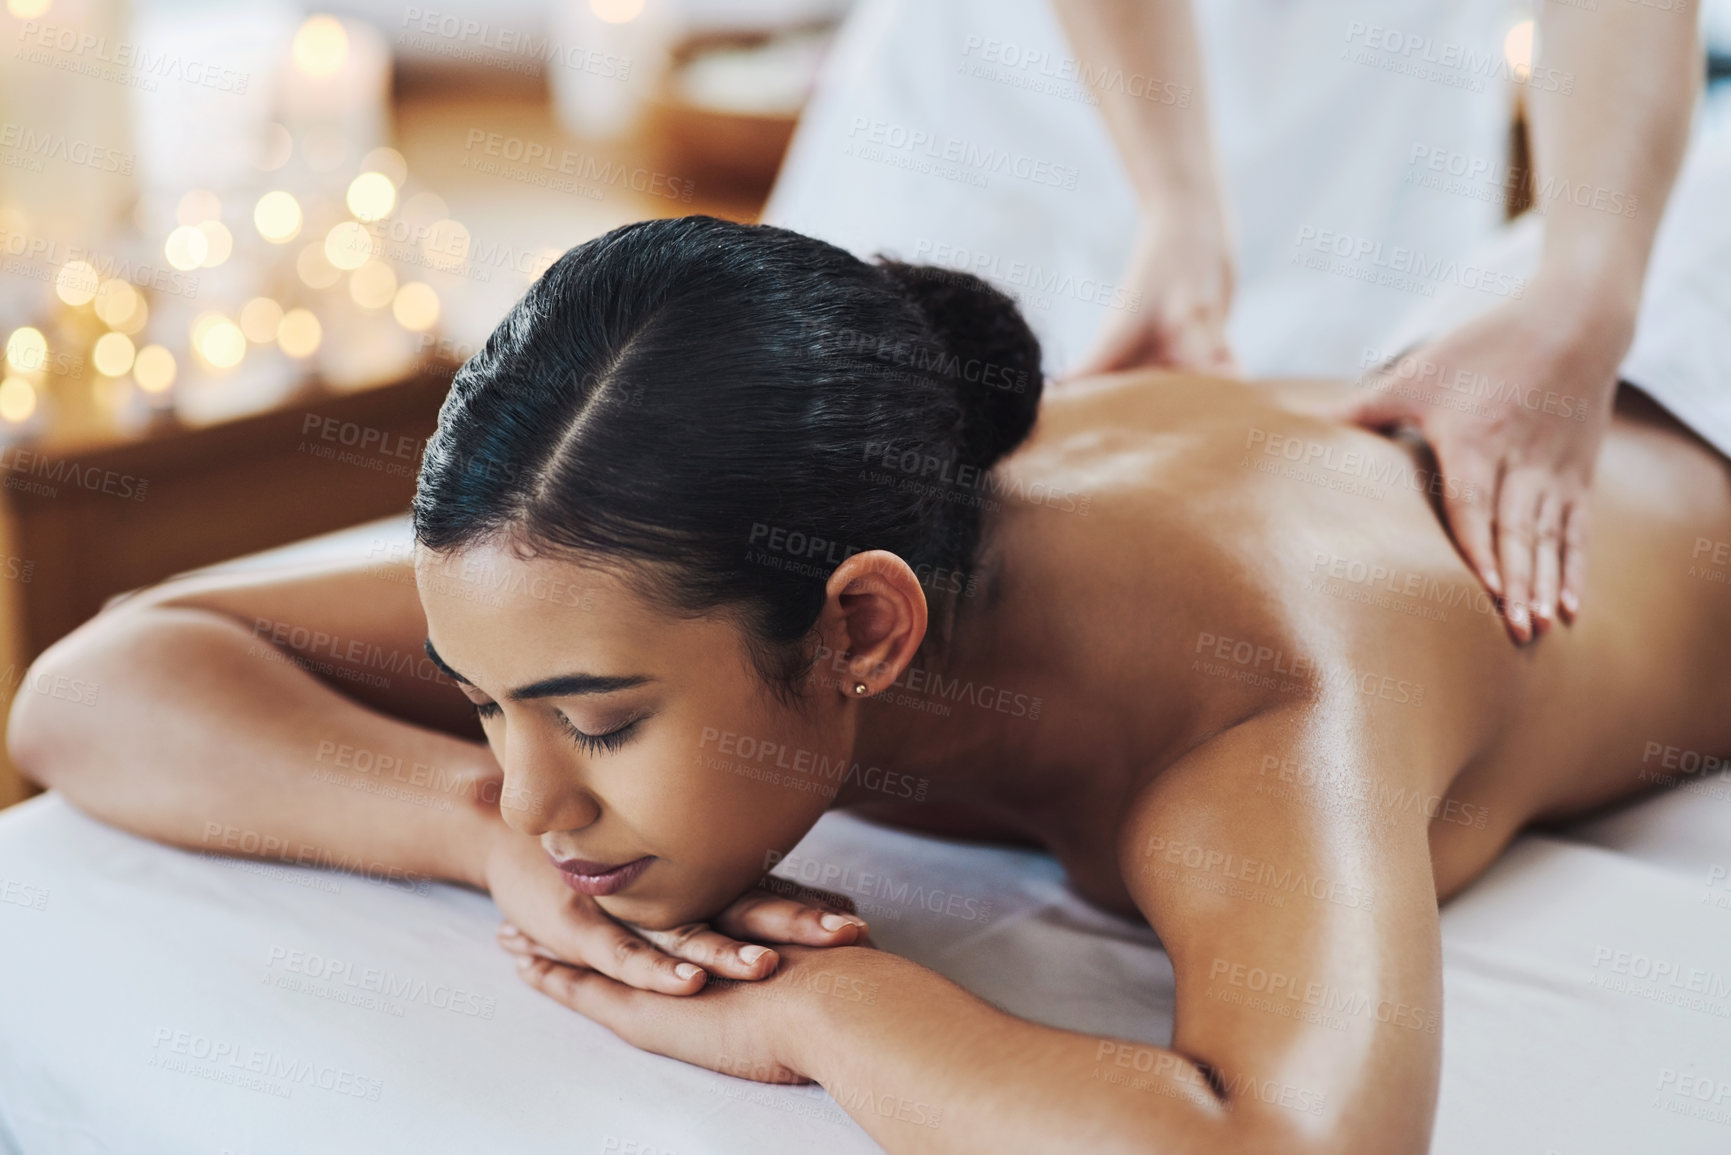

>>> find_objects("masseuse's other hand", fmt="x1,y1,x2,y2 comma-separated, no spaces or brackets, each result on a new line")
1061,210,1237,380
1335,289,1621,644
483,827,869,996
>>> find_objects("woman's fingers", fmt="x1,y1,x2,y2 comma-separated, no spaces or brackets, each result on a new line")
502,907,708,995
715,886,870,947
632,922,782,980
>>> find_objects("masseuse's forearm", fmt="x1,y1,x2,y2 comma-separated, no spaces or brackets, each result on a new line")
1048,0,1224,215
1526,0,1699,332
8,605,503,889
789,950,1303,1155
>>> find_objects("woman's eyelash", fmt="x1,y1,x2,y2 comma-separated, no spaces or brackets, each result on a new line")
554,711,639,755
467,700,641,755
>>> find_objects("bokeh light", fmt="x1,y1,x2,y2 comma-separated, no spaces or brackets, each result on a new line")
277,309,323,359
164,225,209,271
254,191,303,243
240,297,284,343
346,172,397,222
92,332,136,377
94,280,147,333
54,260,99,306
133,345,177,393
0,377,37,423
590,0,645,24
391,282,439,331
293,15,349,78
360,147,408,188
193,315,247,370
324,221,376,270
5,327,47,372
1504,20,1534,80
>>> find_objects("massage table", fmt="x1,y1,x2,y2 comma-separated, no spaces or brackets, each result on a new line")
6,1,1731,1149
1,511,1728,1154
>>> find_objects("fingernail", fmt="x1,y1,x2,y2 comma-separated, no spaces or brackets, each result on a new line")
499,924,522,939
1560,589,1579,617
1485,570,1503,596
1532,602,1551,627
675,962,702,980
738,945,770,965
515,955,534,971
820,913,851,932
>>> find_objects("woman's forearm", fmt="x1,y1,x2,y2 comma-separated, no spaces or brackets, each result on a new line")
785,949,1315,1155
8,605,505,889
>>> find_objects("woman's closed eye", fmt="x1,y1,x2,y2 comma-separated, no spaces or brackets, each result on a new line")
467,699,641,756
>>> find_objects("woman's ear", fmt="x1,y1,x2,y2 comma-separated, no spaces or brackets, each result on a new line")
818,550,929,697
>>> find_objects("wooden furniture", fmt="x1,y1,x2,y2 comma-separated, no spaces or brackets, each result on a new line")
0,365,456,807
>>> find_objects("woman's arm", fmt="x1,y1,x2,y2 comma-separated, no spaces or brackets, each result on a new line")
8,554,503,887
517,706,1444,1153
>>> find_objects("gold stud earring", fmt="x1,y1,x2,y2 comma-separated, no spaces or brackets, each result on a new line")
851,682,869,696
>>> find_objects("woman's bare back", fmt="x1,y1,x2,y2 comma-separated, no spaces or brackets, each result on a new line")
858,370,1731,906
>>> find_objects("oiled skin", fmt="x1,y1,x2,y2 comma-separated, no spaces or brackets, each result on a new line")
848,370,1731,910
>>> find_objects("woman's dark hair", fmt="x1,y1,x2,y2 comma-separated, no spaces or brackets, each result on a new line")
412,215,1043,700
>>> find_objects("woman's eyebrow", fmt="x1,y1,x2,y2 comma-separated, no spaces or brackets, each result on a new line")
423,639,653,700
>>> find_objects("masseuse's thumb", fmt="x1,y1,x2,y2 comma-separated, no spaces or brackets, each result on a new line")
1328,369,1421,432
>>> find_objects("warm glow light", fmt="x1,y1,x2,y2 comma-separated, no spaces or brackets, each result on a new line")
240,297,284,343
324,221,375,270
277,309,323,359
92,332,136,376
0,376,36,423
164,225,209,271
6,0,52,19
421,219,470,272
55,260,100,306
197,221,233,267
256,123,294,172
346,172,397,222
297,243,342,289
133,345,176,393
94,279,146,332
177,189,222,226
4,327,47,372
1504,20,1535,80
293,15,349,78
589,0,645,24
254,190,303,243
360,147,408,188
391,281,439,331
349,260,397,309
194,315,247,369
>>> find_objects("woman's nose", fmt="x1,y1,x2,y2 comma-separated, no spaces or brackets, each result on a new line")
497,741,600,837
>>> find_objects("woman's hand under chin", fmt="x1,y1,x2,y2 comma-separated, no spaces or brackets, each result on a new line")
481,825,871,997
499,926,883,1085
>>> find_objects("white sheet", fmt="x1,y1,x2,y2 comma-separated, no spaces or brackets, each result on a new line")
3,517,1731,1153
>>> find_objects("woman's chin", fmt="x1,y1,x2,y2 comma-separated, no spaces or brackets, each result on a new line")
595,892,728,933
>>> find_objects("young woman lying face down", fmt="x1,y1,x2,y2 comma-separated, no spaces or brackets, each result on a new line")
19,216,1731,1153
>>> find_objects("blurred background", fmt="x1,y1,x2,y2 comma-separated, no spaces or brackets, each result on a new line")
0,0,856,807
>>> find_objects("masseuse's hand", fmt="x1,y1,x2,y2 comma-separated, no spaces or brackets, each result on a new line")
1061,209,1237,380
482,827,869,996
1335,286,1622,644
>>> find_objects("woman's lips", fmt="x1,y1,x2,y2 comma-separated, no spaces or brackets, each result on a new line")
547,853,654,897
